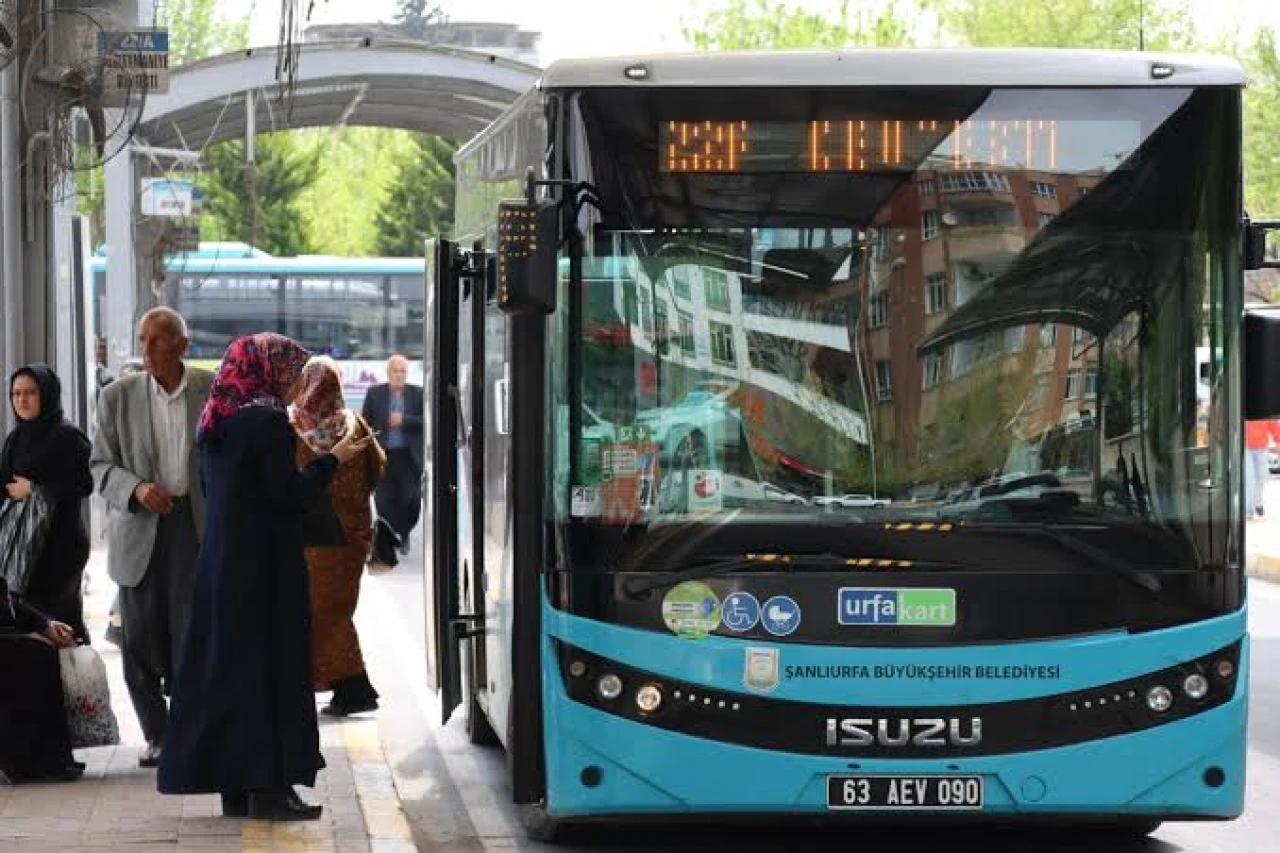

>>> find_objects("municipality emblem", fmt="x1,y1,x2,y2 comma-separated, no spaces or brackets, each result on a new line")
743,646,780,693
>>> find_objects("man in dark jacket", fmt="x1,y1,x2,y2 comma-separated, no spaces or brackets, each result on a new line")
361,355,423,553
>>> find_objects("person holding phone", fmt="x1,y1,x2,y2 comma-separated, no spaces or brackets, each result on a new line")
157,334,373,821
289,356,386,717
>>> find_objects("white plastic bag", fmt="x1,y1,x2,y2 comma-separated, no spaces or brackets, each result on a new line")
59,645,120,749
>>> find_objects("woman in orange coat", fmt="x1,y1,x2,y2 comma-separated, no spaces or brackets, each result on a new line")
290,357,387,715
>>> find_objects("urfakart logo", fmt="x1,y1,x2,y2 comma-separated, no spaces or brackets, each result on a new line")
825,717,983,748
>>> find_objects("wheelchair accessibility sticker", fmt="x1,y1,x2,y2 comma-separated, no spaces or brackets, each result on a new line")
720,591,761,632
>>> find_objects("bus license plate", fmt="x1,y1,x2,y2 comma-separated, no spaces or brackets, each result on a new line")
826,775,984,810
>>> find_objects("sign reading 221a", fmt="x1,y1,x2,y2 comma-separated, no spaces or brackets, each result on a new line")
97,29,170,96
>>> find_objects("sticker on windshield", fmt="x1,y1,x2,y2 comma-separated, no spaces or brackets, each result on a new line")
721,591,761,632
760,595,802,636
744,646,780,693
661,581,721,639
570,485,601,518
601,426,659,525
838,588,956,627
690,470,724,514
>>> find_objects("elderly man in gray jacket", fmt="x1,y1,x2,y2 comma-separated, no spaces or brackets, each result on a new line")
90,307,213,768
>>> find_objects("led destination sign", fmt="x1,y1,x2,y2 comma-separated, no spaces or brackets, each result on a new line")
660,119,1065,174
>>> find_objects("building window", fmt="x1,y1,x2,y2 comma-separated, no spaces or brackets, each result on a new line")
1078,185,1091,198
922,352,943,389
925,272,949,315
869,292,889,329
875,360,893,401
873,228,892,262
704,268,731,311
940,171,1011,193
922,210,940,242
677,310,694,353
709,321,736,366
654,300,669,354
1086,364,1099,397
1030,181,1058,199
918,179,936,197
671,267,692,301
1040,324,1057,348
1072,326,1091,348
1037,212,1056,229
1064,368,1082,399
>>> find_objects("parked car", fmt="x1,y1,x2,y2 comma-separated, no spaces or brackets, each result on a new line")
1270,450,1279,474
763,483,808,505
813,493,891,509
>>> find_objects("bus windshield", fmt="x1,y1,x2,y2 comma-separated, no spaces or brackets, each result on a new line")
556,84,1240,578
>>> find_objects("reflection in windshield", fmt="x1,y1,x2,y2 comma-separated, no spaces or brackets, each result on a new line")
557,86,1237,574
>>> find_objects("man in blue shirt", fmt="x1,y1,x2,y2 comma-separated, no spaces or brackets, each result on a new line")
361,355,425,553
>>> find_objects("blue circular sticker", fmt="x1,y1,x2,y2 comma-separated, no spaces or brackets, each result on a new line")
720,591,760,632
760,595,802,636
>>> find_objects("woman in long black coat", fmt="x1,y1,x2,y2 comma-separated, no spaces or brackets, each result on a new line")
157,333,371,821
0,577,81,783
1,364,93,642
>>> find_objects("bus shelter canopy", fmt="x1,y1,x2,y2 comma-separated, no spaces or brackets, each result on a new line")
135,39,541,148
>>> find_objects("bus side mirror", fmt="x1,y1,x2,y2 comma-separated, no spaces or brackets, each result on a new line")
497,200,558,315
1244,219,1280,271
1244,309,1280,419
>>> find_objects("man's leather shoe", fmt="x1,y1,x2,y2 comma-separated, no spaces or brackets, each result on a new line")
221,792,249,817
138,742,161,768
247,788,322,821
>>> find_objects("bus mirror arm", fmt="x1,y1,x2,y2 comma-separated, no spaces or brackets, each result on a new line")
1243,218,1280,271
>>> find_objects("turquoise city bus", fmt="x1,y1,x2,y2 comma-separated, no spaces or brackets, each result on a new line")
424,48,1280,840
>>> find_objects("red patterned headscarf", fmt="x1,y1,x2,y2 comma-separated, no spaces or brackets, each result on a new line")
197,333,311,443
289,356,352,453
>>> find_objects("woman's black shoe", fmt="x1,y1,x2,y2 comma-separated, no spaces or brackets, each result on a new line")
321,697,379,717
247,788,322,821
221,792,249,817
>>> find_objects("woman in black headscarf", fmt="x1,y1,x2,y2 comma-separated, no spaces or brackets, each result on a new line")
1,364,93,642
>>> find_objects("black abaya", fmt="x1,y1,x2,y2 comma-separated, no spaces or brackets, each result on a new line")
158,406,337,795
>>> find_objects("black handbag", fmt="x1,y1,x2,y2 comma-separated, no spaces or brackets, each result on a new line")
368,516,400,572
300,491,347,548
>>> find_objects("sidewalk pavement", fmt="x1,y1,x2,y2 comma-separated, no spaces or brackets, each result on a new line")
0,547,420,853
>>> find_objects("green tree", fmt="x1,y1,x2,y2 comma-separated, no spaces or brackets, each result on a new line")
158,0,252,64
373,134,457,257
684,0,915,50
921,0,1196,51
393,0,446,41
200,133,323,256
1245,28,1280,217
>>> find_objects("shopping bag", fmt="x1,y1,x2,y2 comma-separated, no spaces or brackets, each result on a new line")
0,489,53,594
59,645,120,749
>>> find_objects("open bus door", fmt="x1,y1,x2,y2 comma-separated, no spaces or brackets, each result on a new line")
423,238,463,723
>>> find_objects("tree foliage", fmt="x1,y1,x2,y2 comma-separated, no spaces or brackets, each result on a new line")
158,0,252,64
373,134,458,257
1245,28,1280,217
393,0,447,41
200,133,323,256
921,0,1196,51
684,0,915,50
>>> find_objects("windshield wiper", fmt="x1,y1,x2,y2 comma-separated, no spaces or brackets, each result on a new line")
622,552,960,598
992,523,1162,595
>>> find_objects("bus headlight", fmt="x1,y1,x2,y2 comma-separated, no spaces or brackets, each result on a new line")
596,674,623,701
635,683,663,714
1146,684,1174,713
1182,673,1209,700
1214,659,1234,680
